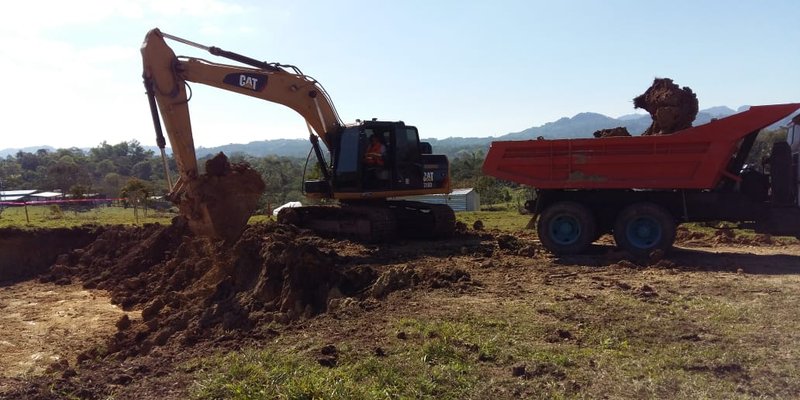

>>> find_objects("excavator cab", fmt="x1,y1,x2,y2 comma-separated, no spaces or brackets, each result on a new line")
305,120,449,197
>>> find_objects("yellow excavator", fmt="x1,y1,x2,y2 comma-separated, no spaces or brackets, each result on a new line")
141,28,454,242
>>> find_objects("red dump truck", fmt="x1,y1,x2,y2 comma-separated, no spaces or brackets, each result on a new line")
482,103,800,256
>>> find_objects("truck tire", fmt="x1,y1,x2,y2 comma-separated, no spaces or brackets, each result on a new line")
537,201,597,255
613,202,676,258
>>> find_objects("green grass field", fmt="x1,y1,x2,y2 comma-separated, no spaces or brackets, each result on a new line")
0,204,175,229
456,209,532,232
0,204,532,233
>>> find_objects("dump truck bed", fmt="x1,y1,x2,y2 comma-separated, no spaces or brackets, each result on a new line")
482,103,800,190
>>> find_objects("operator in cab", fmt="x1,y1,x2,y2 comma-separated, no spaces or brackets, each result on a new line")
364,134,386,166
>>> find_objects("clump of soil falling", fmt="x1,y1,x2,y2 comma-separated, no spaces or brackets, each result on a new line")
634,78,699,135
40,220,378,359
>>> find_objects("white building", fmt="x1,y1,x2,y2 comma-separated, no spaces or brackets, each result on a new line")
397,187,480,212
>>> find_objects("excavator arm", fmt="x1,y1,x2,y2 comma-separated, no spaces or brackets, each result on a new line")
141,28,343,180
141,28,343,241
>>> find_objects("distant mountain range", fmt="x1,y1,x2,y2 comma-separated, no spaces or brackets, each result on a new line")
2,106,794,160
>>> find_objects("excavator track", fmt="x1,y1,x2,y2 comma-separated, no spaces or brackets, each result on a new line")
388,200,455,239
277,200,455,242
277,204,397,242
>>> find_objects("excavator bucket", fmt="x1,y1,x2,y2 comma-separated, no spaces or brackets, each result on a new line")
175,153,265,243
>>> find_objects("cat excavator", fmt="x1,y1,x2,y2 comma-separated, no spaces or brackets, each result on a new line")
141,28,454,242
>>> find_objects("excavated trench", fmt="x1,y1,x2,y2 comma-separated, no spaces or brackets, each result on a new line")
0,227,100,282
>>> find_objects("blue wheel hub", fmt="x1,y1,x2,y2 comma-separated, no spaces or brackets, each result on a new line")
549,214,582,245
625,216,662,249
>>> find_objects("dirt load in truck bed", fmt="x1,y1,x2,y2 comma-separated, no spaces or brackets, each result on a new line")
634,77,699,135
592,78,698,138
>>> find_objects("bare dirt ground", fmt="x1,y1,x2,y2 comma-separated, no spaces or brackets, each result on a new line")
0,221,799,399
0,282,132,378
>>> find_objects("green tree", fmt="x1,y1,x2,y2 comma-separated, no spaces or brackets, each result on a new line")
131,160,153,180
120,178,152,221
747,128,788,166
102,172,123,197
475,176,508,206
69,184,89,199
47,155,90,191
450,150,485,187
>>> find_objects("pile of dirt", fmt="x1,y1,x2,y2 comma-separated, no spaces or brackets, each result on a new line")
37,219,482,362
675,226,711,245
675,226,787,247
177,153,265,243
711,229,777,246
634,78,699,135
38,220,380,360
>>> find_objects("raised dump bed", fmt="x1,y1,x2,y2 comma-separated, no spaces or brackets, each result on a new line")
483,103,800,190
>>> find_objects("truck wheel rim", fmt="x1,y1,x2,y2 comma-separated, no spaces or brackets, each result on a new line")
626,216,662,249
549,215,581,245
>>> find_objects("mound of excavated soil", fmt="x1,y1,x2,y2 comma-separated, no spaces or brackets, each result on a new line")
37,219,483,364
39,220,385,359
634,78,699,135
674,226,791,247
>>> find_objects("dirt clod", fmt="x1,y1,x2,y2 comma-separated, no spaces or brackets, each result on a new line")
634,78,699,135
115,315,131,331
371,265,415,298
517,245,537,257
593,127,631,138
546,329,574,342
317,345,339,368
636,284,658,298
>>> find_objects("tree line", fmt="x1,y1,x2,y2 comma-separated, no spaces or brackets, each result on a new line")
0,141,306,210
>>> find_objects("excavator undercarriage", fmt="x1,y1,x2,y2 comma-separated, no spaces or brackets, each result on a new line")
277,200,455,242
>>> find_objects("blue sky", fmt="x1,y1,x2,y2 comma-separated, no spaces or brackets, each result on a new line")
1,0,797,149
